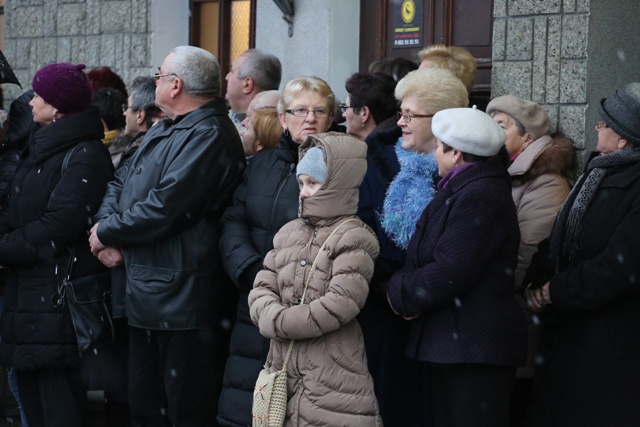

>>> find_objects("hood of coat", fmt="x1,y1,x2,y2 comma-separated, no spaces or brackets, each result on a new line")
509,133,576,185
297,132,367,222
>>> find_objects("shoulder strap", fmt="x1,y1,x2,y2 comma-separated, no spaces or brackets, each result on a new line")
58,144,82,287
61,144,81,175
280,218,359,371
299,218,359,305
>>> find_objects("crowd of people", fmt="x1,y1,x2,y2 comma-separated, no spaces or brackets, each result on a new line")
0,42,637,427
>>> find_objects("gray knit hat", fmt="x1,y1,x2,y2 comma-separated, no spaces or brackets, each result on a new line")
486,95,551,140
296,146,327,183
598,82,640,145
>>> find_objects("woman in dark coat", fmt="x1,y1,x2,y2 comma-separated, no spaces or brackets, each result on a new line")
217,76,336,427
0,63,114,426
524,83,640,427
387,107,527,427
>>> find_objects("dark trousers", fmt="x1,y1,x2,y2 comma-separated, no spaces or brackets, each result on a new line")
128,326,218,427
359,303,433,427
431,363,515,427
17,365,87,427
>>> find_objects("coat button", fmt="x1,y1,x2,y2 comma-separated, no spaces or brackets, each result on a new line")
135,167,142,174
300,260,307,266
445,198,451,205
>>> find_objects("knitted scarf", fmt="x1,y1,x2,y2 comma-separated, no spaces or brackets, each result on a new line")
381,139,439,249
550,147,640,262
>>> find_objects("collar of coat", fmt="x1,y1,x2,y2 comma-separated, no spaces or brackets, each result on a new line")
29,107,104,165
509,134,576,185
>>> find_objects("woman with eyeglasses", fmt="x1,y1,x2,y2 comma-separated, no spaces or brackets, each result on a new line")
367,68,468,427
484,95,577,423
381,68,468,251
523,83,640,426
217,76,336,427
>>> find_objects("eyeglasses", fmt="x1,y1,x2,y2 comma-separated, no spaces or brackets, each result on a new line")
397,111,434,123
122,104,132,113
339,103,357,113
596,119,609,130
153,72,178,82
285,108,330,118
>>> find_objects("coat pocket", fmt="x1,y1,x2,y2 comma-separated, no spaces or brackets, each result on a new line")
126,265,197,329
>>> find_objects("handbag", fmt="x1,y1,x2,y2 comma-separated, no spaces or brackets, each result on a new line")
251,219,358,427
52,247,115,353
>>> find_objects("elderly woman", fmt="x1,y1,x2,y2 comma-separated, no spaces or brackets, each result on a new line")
0,63,114,426
240,106,281,157
524,84,640,426
388,107,527,427
381,68,468,250
486,95,576,423
217,76,335,427
486,96,576,287
375,68,467,427
418,45,476,95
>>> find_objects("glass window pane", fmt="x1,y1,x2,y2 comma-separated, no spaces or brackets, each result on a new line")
230,0,250,60
199,2,220,57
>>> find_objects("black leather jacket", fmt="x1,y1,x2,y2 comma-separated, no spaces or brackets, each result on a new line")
95,98,245,330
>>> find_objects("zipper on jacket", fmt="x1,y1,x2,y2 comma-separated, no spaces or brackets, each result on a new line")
263,162,296,256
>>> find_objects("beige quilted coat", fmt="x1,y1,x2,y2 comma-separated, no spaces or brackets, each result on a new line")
248,132,382,426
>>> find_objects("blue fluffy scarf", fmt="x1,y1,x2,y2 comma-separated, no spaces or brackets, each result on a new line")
381,139,439,250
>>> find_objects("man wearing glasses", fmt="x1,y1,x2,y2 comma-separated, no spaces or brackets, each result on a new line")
88,46,245,427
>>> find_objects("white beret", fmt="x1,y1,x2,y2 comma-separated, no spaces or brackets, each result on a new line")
432,106,506,157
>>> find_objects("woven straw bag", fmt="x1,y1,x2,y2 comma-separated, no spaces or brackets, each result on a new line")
251,219,357,427
252,345,292,426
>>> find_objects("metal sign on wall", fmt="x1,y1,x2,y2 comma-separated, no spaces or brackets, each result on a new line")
393,0,423,48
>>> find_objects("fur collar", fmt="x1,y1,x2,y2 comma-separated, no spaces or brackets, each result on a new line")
509,133,576,186
381,139,439,249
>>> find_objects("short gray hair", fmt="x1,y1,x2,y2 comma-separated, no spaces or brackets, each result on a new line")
130,76,157,111
130,76,161,127
238,49,282,91
167,46,220,98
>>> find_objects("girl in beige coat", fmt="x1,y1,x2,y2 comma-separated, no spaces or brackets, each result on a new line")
249,132,382,426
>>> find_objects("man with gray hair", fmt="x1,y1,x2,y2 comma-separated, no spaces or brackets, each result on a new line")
110,76,164,167
225,48,282,130
88,46,245,426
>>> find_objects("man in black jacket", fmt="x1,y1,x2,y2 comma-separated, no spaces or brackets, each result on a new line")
89,46,245,427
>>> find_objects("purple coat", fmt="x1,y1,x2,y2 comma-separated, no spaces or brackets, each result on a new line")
387,156,527,366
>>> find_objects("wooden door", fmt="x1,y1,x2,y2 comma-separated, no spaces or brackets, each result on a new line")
360,0,493,96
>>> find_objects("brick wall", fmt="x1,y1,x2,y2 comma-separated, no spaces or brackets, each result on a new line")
3,0,153,104
492,0,590,153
